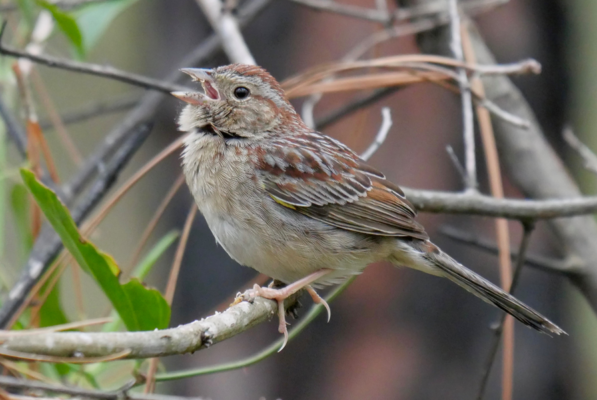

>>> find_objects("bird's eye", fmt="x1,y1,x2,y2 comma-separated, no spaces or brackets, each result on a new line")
233,86,250,100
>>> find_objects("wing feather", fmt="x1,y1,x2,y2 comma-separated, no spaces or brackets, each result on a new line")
257,133,428,240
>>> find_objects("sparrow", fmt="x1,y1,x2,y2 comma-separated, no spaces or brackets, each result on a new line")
172,64,564,350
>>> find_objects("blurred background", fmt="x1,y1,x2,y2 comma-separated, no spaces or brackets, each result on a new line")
1,0,596,399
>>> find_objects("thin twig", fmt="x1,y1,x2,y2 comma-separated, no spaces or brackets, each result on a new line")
30,68,83,164
563,126,597,175
38,94,139,130
80,135,186,237
0,318,111,341
449,0,476,191
476,222,536,400
0,376,206,400
145,204,198,393
462,21,514,400
439,226,575,275
0,24,185,94
128,174,186,270
359,107,392,161
195,0,256,65
316,87,399,130
446,145,468,187
291,0,508,24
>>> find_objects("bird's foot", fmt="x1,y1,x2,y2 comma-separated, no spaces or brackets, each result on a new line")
241,269,332,351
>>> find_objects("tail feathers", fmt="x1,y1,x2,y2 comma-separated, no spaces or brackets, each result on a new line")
423,244,566,336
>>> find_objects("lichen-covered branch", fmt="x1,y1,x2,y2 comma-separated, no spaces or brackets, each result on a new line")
0,296,285,360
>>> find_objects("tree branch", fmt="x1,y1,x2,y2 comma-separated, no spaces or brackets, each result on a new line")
404,188,597,219
0,295,295,360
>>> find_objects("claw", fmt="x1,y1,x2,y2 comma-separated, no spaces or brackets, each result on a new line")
277,300,289,352
242,269,333,351
306,285,331,323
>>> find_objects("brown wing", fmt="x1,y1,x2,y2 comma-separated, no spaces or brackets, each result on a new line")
257,133,428,241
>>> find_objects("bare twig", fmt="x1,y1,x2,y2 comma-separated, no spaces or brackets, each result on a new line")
563,126,597,175
38,94,139,130
449,0,476,191
0,318,111,341
145,204,198,393
30,69,83,164
316,87,399,129
129,175,186,270
0,24,185,94
446,145,468,187
439,226,575,275
291,0,391,23
476,222,536,400
195,0,256,65
291,0,508,24
359,107,392,161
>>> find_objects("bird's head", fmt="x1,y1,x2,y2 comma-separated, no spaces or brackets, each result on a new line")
173,64,304,140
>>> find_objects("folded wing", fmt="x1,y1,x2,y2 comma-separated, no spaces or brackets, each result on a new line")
256,133,428,241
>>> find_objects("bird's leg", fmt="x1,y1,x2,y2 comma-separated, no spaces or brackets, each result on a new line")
243,269,332,351
306,285,331,322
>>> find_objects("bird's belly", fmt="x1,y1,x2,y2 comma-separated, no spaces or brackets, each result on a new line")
201,203,386,286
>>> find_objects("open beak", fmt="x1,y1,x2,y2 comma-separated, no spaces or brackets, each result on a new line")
175,68,220,101
171,91,207,105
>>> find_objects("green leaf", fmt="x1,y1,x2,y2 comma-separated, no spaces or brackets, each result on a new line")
37,0,85,58
122,280,171,331
132,230,180,280
101,230,179,333
21,169,170,331
73,0,138,53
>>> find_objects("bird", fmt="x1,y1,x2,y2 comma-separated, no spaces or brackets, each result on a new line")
172,64,565,350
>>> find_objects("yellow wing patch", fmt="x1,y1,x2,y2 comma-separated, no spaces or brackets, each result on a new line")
269,194,296,210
